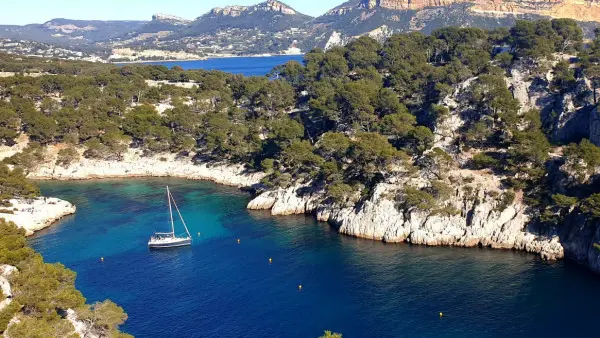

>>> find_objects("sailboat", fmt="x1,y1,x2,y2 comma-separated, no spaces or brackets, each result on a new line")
148,186,192,249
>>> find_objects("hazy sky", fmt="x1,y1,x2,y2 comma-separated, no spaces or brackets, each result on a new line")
1,0,345,25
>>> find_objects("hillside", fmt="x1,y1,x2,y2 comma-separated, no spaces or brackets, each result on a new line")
354,0,600,22
0,18,146,45
113,0,315,57
2,20,600,275
184,0,312,35
309,0,600,49
2,0,600,59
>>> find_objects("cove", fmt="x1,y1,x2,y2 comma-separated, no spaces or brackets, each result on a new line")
117,55,304,76
31,179,600,338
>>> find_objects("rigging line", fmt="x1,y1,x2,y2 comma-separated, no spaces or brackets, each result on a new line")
167,186,175,236
170,191,191,238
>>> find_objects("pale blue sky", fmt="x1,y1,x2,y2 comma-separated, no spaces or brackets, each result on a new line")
1,0,344,25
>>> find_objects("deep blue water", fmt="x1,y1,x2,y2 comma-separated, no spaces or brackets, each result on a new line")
121,55,304,76
31,179,600,338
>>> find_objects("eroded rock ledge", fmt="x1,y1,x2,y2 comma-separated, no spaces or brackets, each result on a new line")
10,144,595,267
0,198,76,236
27,148,265,188
249,179,565,261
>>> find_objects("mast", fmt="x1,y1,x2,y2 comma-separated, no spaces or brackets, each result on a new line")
171,192,191,239
167,186,175,236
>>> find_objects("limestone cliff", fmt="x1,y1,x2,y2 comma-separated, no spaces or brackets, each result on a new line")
359,0,600,22
245,58,598,266
248,176,564,260
25,146,265,189
210,0,300,17
0,198,76,236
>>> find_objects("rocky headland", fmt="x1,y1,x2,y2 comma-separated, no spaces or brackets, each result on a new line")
0,198,76,236
248,175,565,261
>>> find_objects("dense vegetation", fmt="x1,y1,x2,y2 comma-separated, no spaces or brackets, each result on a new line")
2,19,600,233
0,219,130,337
3,17,600,337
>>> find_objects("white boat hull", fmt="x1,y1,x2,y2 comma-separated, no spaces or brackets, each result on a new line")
148,237,192,249
149,187,193,249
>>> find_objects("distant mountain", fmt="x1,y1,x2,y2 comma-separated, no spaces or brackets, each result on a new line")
0,19,146,45
308,0,600,49
123,14,190,37
115,1,315,58
2,0,600,61
182,0,313,35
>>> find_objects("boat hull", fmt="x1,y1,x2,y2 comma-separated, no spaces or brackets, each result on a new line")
148,238,192,249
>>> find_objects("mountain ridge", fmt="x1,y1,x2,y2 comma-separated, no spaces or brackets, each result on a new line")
1,0,600,60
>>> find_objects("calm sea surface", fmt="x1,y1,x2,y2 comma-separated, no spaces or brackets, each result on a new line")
120,55,304,76
31,179,600,338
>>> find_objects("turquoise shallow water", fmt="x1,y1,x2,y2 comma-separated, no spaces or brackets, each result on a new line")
31,179,600,338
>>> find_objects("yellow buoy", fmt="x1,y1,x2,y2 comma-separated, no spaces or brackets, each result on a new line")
269,258,273,264
298,284,303,290
439,312,443,318
237,239,241,244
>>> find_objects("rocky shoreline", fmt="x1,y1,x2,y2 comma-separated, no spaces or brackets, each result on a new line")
247,180,566,261
28,148,265,188
4,145,598,273
0,198,76,236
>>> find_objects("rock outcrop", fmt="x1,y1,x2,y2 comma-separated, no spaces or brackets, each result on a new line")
210,0,299,16
0,198,76,236
553,200,600,274
151,14,191,25
360,0,600,22
249,177,565,260
248,185,323,215
28,147,265,189
66,309,98,338
0,265,16,313
590,106,600,146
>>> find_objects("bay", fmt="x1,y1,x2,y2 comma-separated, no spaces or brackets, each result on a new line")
30,179,600,338
119,55,304,76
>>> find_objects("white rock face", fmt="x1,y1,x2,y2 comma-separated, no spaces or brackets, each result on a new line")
28,148,265,189
0,265,16,313
248,185,322,215
151,13,191,25
325,31,345,50
66,309,98,338
0,198,76,236
249,181,565,260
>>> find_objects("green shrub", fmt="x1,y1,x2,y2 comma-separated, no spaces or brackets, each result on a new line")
495,190,516,212
401,187,436,211
0,164,40,202
471,153,499,170
0,302,20,333
551,194,579,208
260,158,275,172
327,182,354,204
320,331,343,338
55,148,79,167
581,194,600,219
